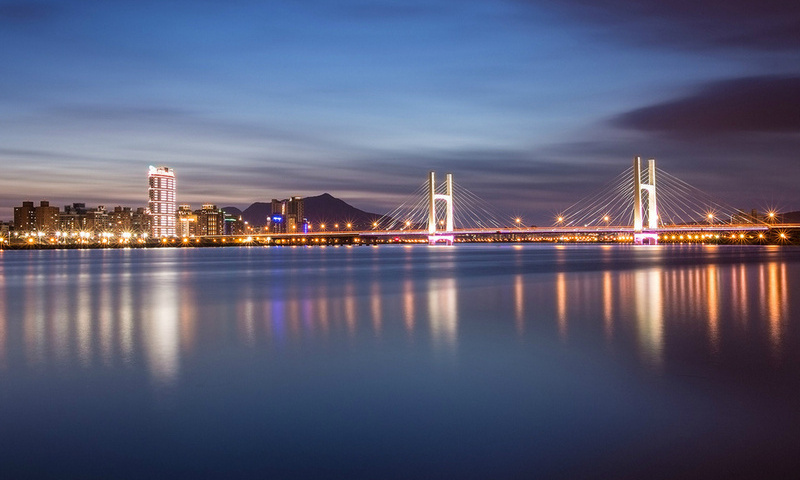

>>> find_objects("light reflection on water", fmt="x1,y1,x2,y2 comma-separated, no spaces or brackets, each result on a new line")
0,245,794,388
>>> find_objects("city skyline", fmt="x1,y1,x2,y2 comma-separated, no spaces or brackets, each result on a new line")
2,0,799,223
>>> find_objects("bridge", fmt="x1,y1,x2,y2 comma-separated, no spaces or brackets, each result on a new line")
358,156,794,245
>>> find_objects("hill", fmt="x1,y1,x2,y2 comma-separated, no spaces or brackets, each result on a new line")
239,194,382,229
780,210,800,223
221,206,242,217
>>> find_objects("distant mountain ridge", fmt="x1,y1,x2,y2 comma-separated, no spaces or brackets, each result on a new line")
229,193,383,229
781,210,800,223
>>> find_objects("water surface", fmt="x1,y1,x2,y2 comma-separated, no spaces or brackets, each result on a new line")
1,245,799,478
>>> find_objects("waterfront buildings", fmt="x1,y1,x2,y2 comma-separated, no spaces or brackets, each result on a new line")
268,196,307,233
13,200,59,234
13,201,36,232
148,166,176,237
177,204,197,237
176,204,244,237
197,204,225,236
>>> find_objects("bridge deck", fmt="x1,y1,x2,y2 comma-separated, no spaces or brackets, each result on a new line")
358,224,789,237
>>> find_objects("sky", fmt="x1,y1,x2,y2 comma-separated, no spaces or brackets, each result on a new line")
1,0,799,224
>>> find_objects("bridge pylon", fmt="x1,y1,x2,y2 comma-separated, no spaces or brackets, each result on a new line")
633,156,659,245
428,171,454,245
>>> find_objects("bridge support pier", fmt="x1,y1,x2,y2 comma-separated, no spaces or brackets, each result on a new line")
428,171,454,245
634,232,659,245
633,157,659,244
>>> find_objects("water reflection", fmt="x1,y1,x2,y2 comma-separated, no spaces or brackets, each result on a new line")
428,278,458,350
514,274,524,335
602,271,613,340
143,270,180,386
634,269,664,370
555,272,567,340
0,247,795,387
0,270,6,370
527,253,792,370
763,262,788,359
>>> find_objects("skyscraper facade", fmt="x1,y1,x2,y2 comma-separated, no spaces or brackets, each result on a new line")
148,166,176,237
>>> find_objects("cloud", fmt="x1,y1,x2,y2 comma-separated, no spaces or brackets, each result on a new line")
515,0,800,51
612,75,800,137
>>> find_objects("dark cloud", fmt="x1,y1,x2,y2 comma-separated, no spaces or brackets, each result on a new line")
0,2,59,22
612,75,800,137
516,0,800,51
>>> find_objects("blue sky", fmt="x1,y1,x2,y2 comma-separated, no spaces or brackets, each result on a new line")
1,0,799,223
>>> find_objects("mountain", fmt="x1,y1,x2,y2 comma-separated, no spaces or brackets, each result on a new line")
240,194,383,229
303,193,383,229
221,206,242,217
780,210,800,223
240,202,272,226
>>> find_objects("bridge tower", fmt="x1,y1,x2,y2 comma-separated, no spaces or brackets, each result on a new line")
428,171,454,245
633,157,659,245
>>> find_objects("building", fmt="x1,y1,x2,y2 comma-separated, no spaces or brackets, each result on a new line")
0,221,10,243
223,212,245,236
268,196,307,233
60,203,89,232
110,206,133,235
177,204,197,237
131,207,151,235
196,204,225,236
13,201,36,232
13,200,59,234
148,165,176,237
83,206,111,233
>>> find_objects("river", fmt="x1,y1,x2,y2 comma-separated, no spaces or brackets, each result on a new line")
0,244,798,478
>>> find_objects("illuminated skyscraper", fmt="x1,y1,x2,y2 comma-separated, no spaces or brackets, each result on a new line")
148,166,176,237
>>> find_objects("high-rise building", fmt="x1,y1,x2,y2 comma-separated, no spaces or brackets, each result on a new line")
60,203,88,232
196,204,224,236
84,205,110,233
223,212,245,236
267,196,306,233
110,206,133,234
177,204,197,237
131,207,151,235
13,201,36,232
13,200,59,234
148,166,176,237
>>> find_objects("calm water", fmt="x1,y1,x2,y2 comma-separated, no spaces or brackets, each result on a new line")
1,244,799,479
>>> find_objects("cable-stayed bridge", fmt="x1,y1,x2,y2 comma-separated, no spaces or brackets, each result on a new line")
360,157,794,245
